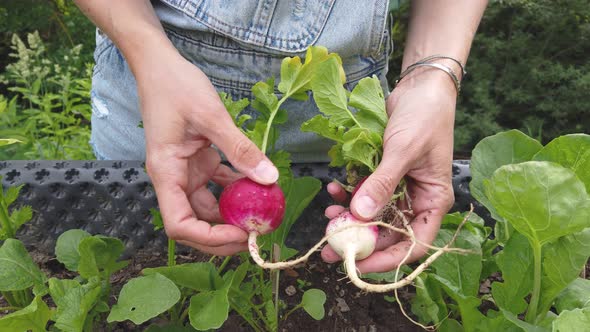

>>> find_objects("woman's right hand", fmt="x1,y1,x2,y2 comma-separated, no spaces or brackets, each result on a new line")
136,49,279,255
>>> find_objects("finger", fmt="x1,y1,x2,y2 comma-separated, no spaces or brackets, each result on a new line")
350,149,408,221
375,228,402,251
211,164,243,187
148,159,248,246
188,187,223,223
324,205,346,219
321,244,343,263
327,182,348,203
209,121,278,185
187,147,222,191
177,240,248,256
355,209,444,273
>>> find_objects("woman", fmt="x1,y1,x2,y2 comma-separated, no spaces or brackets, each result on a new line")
74,0,488,273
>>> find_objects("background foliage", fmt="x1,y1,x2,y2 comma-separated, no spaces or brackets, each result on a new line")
1,0,588,159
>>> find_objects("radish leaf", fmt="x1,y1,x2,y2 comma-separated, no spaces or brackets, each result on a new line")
188,286,230,331
533,133,590,192
108,273,180,325
0,239,46,291
301,289,326,320
55,229,91,271
0,296,50,332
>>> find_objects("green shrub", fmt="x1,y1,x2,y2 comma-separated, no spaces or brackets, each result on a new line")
0,0,94,74
0,32,93,160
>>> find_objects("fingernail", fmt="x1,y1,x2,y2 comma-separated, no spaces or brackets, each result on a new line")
356,195,377,219
254,160,279,183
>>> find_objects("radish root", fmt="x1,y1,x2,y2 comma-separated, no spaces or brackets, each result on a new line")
248,205,474,270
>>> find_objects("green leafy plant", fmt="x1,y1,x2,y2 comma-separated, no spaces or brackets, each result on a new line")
0,177,35,309
0,31,93,160
50,229,128,331
406,130,590,331
301,55,387,183
0,229,128,331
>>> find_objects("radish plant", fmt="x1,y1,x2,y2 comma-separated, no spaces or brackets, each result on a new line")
0,177,36,309
405,131,590,331
227,48,470,302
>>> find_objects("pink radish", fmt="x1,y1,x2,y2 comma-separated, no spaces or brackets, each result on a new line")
219,177,289,267
219,177,285,235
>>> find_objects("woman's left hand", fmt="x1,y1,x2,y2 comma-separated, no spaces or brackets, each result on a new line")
321,70,458,273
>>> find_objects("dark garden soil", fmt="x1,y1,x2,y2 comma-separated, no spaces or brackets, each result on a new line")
5,247,423,332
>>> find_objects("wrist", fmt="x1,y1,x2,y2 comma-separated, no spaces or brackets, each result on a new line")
117,28,182,80
394,66,458,99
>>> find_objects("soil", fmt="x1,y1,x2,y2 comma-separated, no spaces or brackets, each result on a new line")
1,247,423,332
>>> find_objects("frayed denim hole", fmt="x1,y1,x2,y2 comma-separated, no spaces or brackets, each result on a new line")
90,91,110,119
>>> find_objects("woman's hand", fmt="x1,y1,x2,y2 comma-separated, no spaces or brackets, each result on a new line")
321,70,457,273
73,0,280,256
138,51,279,256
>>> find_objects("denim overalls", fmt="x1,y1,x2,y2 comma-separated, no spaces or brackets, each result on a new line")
90,0,392,162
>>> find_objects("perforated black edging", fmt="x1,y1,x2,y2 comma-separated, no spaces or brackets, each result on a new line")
0,160,483,257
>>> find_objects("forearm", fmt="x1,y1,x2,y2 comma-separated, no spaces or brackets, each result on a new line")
402,0,488,80
73,0,179,77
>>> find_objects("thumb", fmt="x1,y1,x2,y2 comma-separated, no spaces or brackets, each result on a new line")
211,124,279,185
350,151,407,220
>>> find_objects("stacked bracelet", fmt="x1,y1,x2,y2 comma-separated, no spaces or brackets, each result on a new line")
394,55,466,93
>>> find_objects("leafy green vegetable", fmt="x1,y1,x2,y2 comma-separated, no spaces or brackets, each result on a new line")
555,278,590,313
223,46,341,155
538,228,590,316
300,289,326,320
0,239,46,291
469,130,543,243
188,286,231,331
0,296,50,332
77,235,128,279
52,278,103,332
0,178,33,241
552,307,590,332
55,229,92,271
301,56,388,173
532,133,590,192
491,233,533,315
410,275,448,325
142,262,223,292
485,161,590,322
108,273,181,325
430,228,483,298
485,162,590,245
409,130,590,331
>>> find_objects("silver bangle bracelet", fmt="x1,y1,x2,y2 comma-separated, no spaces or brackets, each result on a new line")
414,54,467,77
395,62,462,93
